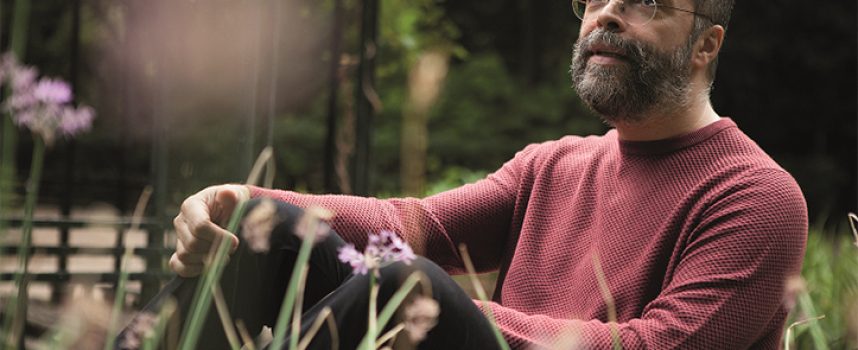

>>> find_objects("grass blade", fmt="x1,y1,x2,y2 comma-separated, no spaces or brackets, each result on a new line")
458,244,510,350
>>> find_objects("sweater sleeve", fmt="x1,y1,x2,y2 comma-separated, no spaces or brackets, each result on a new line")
485,169,808,349
248,144,539,273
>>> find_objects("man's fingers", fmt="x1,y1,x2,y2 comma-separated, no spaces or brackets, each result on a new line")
174,215,213,254
172,240,233,278
212,188,240,226
170,253,203,278
174,239,208,264
170,185,246,277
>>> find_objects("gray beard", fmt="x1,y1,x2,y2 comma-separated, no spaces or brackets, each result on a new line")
570,29,694,124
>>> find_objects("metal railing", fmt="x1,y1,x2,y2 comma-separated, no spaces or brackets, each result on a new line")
0,216,173,305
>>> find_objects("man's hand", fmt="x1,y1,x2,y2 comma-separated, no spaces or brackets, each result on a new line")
170,184,251,277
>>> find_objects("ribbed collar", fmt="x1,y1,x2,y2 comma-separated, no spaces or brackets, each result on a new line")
617,117,736,156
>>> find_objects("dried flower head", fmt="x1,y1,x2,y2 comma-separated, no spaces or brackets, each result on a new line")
783,275,806,312
295,206,335,243
403,296,440,343
49,295,113,349
241,199,281,253
119,311,159,349
337,230,416,276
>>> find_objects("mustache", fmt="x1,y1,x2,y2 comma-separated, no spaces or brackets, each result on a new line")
575,29,646,65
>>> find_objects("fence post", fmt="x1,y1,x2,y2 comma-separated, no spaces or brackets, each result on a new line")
324,0,344,194
52,0,83,304
353,0,379,196
141,0,171,306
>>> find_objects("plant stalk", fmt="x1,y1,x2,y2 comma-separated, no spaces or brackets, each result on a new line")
270,219,319,349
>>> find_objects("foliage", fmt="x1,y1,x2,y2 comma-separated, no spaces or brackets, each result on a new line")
5,0,852,220
787,222,858,348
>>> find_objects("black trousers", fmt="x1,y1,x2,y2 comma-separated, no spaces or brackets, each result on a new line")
119,199,500,350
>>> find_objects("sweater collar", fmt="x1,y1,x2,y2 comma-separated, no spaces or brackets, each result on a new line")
617,117,736,155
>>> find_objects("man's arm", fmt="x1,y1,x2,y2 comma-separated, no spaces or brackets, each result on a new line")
485,169,808,349
246,164,520,273
171,143,542,277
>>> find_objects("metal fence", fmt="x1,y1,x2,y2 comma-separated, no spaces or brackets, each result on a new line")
0,0,378,309
0,216,172,305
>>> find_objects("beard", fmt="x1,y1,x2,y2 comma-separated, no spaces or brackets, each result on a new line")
570,28,694,124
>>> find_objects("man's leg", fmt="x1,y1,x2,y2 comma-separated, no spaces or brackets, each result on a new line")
285,257,502,350
229,199,355,332
120,199,501,349
116,199,353,350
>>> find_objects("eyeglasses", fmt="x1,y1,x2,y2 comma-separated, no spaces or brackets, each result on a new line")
572,0,714,27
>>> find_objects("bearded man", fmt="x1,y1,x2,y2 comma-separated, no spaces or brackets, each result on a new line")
163,0,807,349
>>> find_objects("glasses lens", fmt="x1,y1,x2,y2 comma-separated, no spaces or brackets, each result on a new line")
572,0,588,20
572,0,659,26
627,0,657,26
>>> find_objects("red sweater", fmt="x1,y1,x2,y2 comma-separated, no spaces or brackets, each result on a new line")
250,118,807,349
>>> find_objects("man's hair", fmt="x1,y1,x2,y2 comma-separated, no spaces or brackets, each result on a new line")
690,0,735,82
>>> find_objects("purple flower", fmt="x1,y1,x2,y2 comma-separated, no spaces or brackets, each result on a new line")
337,230,416,276
10,65,37,91
7,89,37,111
33,78,72,104
374,230,416,264
0,52,96,145
338,243,373,275
59,105,94,137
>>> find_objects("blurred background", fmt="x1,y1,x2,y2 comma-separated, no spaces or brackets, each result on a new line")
0,0,855,347
2,0,854,224
1,0,854,221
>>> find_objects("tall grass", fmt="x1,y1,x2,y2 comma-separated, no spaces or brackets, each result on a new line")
785,218,858,349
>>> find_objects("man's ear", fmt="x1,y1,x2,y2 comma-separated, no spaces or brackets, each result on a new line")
692,25,725,69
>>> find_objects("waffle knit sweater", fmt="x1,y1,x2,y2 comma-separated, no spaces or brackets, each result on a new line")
250,118,807,349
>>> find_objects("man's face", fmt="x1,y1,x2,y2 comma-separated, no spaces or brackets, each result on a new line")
570,2,698,124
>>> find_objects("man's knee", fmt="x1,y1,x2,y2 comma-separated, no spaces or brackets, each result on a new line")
376,256,454,295
238,198,308,251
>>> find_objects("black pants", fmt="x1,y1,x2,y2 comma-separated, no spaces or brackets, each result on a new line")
119,199,501,350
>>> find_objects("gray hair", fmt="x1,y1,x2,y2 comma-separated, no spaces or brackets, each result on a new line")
690,0,735,82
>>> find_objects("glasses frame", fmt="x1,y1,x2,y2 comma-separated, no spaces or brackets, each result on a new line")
572,0,715,27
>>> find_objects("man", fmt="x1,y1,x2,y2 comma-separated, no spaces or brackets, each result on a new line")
170,0,807,348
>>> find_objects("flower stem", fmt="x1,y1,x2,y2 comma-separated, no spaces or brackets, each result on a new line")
356,272,423,350
2,136,44,349
0,0,32,221
797,290,829,350
366,273,378,349
270,220,319,349
290,265,310,350
105,186,152,350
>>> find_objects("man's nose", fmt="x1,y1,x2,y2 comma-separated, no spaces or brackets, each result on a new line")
595,0,628,32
